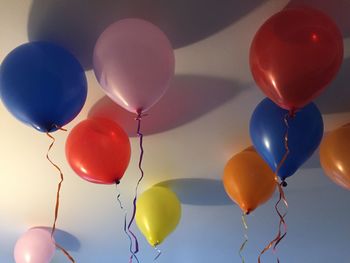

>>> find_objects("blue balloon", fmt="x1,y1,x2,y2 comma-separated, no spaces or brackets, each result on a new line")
0,41,87,132
250,98,323,182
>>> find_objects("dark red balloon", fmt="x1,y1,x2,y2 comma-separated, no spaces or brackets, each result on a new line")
66,118,131,184
250,7,343,111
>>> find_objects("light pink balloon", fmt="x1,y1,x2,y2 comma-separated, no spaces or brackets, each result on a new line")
14,228,56,263
93,18,175,114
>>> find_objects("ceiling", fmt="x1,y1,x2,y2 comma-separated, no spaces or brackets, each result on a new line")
1,0,350,262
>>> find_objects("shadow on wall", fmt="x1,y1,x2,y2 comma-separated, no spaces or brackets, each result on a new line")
155,178,232,206
27,0,264,69
39,227,81,252
287,0,350,37
89,75,246,137
315,58,350,114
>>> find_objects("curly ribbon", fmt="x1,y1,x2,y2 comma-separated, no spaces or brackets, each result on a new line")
115,182,139,263
127,111,148,262
46,126,75,262
239,213,249,263
56,243,76,262
154,244,162,261
115,181,124,210
273,183,288,253
258,113,292,263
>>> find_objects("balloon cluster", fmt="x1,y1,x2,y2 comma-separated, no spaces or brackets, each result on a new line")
0,5,348,263
223,4,344,217
250,6,343,184
0,18,177,262
223,6,346,263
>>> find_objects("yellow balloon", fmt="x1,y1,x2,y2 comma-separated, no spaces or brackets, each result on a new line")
136,186,181,246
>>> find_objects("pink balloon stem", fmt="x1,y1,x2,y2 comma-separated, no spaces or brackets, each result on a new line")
127,112,147,261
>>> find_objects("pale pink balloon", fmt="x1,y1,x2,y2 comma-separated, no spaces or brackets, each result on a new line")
14,228,56,263
93,18,175,114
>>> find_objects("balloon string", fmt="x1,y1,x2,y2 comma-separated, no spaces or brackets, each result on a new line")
46,127,75,263
115,182,124,210
239,213,248,263
273,183,288,253
56,243,76,262
154,245,162,261
272,113,291,253
127,112,148,261
258,113,291,263
272,113,290,258
115,182,139,263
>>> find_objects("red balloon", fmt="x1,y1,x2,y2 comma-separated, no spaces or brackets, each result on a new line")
250,7,343,111
66,118,131,184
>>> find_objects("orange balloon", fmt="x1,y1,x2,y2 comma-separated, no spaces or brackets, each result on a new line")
223,147,276,214
320,124,350,190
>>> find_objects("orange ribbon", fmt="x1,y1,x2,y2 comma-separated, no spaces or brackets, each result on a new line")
239,213,249,263
258,113,292,263
46,127,75,262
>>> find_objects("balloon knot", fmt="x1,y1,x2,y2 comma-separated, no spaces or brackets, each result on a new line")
154,241,160,247
288,109,296,118
115,180,120,185
281,181,288,187
135,111,148,121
